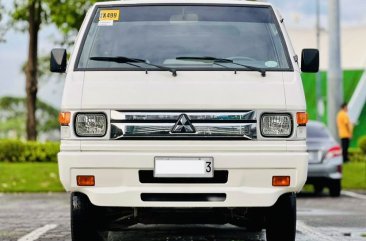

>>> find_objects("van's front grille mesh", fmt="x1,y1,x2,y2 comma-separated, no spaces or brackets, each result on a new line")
110,111,257,140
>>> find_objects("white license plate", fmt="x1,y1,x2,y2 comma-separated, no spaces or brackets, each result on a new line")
308,151,321,163
154,157,214,178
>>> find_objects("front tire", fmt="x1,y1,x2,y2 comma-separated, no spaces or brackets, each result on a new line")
71,192,103,241
266,193,296,241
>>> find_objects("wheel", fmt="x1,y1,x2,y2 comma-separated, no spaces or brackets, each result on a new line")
266,193,296,241
329,179,341,197
71,192,103,241
314,184,324,195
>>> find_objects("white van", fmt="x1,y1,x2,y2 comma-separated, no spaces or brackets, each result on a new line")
51,1,319,240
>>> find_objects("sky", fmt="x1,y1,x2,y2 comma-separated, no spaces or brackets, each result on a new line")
1,0,366,108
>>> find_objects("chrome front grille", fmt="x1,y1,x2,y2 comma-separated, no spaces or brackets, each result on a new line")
110,111,257,140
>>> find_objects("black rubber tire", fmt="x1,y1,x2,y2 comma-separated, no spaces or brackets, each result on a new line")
314,184,324,195
266,193,296,241
71,192,103,241
329,179,341,197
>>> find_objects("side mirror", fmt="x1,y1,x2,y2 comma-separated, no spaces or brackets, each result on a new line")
301,49,319,73
50,48,67,73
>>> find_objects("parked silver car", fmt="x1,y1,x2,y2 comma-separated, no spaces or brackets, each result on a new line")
306,121,343,197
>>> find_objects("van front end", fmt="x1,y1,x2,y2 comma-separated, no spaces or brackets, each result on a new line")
58,109,308,241
52,1,319,241
59,110,308,208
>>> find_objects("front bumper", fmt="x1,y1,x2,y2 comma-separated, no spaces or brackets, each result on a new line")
58,141,308,208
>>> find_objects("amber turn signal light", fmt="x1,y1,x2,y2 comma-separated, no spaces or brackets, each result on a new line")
59,112,71,126
296,112,308,126
77,175,95,186
272,176,291,187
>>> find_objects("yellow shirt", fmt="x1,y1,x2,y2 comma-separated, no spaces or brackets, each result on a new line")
337,110,353,138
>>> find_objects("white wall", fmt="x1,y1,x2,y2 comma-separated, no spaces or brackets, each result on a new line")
287,25,366,70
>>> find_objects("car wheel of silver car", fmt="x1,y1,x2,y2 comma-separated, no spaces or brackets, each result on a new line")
71,192,103,241
266,193,296,241
314,184,324,195
329,179,341,197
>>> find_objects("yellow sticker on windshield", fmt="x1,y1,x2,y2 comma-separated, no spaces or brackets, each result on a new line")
99,10,120,21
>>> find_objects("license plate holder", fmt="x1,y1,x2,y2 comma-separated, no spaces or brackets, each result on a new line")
154,157,214,178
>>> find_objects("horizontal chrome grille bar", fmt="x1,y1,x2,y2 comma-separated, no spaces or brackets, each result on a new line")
111,123,255,139
111,111,256,122
110,111,257,140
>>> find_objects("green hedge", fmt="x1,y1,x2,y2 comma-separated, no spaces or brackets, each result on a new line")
349,148,366,163
0,140,59,163
358,136,366,154
0,138,364,163
348,136,366,163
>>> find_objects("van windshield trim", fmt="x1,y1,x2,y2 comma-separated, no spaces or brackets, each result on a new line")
74,3,294,72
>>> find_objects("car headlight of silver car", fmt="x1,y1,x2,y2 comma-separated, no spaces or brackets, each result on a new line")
260,113,293,137
75,113,107,137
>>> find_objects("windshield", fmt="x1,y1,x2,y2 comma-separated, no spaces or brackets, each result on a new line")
76,5,292,71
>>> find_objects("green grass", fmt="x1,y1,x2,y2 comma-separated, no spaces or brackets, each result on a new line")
342,162,366,190
304,162,366,192
0,162,64,193
0,162,365,192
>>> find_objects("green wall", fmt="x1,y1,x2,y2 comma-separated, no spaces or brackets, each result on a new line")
301,70,366,147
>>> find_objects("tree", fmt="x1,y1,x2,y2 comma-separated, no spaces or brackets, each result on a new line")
0,0,5,42
0,96,59,140
10,0,104,140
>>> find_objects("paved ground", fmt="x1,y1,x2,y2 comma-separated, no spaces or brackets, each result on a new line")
0,192,365,241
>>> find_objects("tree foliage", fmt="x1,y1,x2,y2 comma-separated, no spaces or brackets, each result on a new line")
48,0,98,34
0,96,59,139
8,0,107,140
11,0,103,37
0,0,6,42
22,55,54,83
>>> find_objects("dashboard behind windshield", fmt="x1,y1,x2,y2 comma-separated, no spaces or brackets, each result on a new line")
76,5,293,71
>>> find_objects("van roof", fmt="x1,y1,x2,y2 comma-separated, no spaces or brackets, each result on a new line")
94,0,272,7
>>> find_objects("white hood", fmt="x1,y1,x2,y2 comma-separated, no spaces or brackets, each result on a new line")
61,71,305,111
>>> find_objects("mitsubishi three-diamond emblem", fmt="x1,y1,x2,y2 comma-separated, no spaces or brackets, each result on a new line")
171,114,196,134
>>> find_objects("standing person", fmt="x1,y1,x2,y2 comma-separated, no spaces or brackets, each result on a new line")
337,102,353,163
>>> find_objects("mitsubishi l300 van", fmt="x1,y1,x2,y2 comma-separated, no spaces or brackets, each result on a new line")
51,1,319,240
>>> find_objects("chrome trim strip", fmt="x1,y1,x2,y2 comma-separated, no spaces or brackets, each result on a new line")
110,111,257,140
111,111,256,121
111,123,256,140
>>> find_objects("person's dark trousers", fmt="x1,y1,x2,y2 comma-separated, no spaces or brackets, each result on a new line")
341,138,350,163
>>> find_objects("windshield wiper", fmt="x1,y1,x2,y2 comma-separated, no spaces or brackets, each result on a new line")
90,56,177,77
176,56,266,77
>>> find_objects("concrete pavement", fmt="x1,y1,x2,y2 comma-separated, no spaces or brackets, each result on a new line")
0,192,365,241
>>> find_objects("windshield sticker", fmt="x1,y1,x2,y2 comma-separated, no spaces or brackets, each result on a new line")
265,61,278,68
98,20,114,26
99,9,120,21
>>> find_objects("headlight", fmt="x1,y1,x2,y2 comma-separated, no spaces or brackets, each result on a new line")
75,113,107,137
260,113,293,137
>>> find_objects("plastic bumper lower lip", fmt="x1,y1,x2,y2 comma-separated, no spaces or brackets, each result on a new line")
58,151,308,207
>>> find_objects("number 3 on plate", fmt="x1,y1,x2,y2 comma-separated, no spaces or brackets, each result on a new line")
206,162,212,173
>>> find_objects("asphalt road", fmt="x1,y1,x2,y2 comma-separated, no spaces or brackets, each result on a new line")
0,192,365,241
